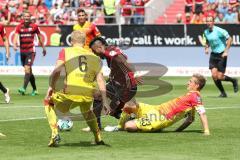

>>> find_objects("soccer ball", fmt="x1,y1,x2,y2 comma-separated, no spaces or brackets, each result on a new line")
57,117,73,131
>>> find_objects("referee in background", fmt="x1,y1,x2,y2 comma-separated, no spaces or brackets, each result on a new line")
203,15,238,97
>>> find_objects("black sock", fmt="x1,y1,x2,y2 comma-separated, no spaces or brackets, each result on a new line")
93,100,103,129
0,82,7,93
23,73,31,89
30,74,37,90
224,75,235,83
214,79,225,93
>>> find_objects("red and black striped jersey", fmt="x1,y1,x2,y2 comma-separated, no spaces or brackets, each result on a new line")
104,46,136,88
15,23,40,53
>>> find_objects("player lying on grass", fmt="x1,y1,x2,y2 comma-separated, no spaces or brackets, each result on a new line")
107,74,210,135
82,37,142,131
44,30,109,147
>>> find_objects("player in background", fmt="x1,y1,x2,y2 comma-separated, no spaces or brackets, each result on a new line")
83,37,142,131
0,24,10,103
73,9,101,49
112,74,210,136
203,15,238,97
13,11,46,96
44,31,109,147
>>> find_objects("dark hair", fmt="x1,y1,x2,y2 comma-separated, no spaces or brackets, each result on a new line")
89,37,108,48
77,8,86,14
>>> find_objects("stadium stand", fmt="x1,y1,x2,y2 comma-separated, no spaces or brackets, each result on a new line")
0,0,239,25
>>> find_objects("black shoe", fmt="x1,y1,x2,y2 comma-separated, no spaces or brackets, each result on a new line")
219,92,227,98
233,79,238,93
95,140,105,145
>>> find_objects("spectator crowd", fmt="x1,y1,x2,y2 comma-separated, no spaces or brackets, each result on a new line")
178,0,240,24
0,0,150,25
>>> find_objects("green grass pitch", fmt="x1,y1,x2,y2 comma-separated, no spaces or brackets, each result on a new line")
0,76,239,160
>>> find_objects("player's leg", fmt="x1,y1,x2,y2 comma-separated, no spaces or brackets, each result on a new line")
29,53,38,96
93,99,103,129
209,54,227,97
82,91,103,132
23,65,31,90
111,87,137,119
217,57,239,93
44,103,60,147
44,93,70,147
211,68,227,97
0,82,10,103
80,101,102,143
18,53,27,95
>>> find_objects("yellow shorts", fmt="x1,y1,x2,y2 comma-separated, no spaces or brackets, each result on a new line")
51,92,93,113
134,108,173,132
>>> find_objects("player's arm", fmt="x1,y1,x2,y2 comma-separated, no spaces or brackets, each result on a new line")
37,32,47,56
45,49,65,100
220,29,232,58
222,35,232,58
175,110,195,132
195,105,210,135
199,33,209,54
114,54,142,87
92,23,101,37
49,60,64,90
1,32,10,61
96,71,110,113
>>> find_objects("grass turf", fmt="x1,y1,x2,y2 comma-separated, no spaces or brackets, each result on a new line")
0,76,239,160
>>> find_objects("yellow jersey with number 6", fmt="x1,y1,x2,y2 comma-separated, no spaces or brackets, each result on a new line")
57,46,102,101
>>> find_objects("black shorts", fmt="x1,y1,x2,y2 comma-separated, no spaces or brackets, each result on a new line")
20,52,36,66
185,5,192,13
195,4,203,14
107,81,137,118
209,52,227,73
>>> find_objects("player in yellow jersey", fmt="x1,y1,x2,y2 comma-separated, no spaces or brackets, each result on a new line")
73,9,101,48
114,74,210,135
44,30,109,147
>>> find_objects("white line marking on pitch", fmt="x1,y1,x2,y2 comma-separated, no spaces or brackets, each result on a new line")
0,106,239,122
0,117,46,122
206,106,240,110
0,106,42,109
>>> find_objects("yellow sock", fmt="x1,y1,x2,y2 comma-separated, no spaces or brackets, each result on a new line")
45,105,58,137
80,102,102,142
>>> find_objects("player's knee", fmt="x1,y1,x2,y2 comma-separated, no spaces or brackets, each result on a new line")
218,74,224,80
24,66,31,73
93,91,102,100
124,121,138,132
211,74,218,80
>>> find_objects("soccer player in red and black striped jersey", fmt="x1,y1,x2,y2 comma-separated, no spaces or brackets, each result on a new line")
13,11,46,96
0,24,10,104
86,37,142,130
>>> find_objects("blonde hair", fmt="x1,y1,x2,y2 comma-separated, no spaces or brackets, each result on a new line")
71,30,86,45
193,74,206,90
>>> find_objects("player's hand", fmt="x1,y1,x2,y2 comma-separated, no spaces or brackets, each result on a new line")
45,87,53,100
203,130,210,136
204,47,209,55
222,51,228,58
42,49,46,56
103,101,111,115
